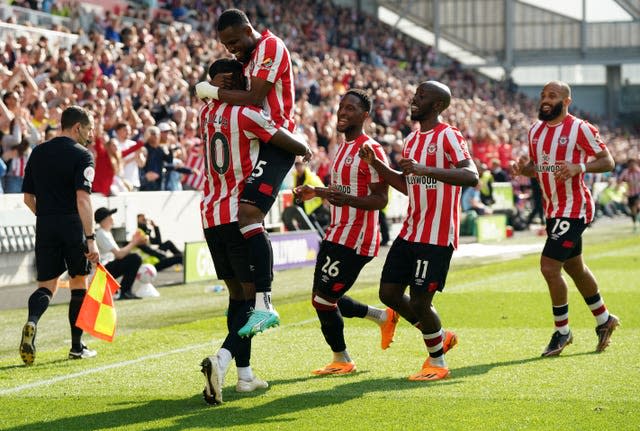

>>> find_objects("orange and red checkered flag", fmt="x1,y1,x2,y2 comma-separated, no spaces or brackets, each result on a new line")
76,263,120,342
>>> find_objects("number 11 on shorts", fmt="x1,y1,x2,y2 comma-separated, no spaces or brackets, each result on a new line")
415,259,429,279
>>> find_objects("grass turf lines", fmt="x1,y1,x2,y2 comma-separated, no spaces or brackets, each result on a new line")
1,226,639,430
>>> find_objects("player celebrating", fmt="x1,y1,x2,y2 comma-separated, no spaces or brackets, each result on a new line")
196,8,305,337
511,81,619,357
359,81,478,381
198,59,309,405
294,89,397,375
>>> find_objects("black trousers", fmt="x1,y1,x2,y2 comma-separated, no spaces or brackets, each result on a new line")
105,254,142,293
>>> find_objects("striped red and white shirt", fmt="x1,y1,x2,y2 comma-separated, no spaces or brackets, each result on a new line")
182,143,205,191
324,134,387,257
399,123,471,248
528,114,606,223
8,152,29,178
245,29,295,132
198,101,278,228
619,166,640,197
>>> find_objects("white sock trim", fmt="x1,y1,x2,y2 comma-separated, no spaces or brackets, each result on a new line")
237,366,253,381
217,348,232,375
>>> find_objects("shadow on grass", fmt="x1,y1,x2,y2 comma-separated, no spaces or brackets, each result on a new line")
0,358,70,371
1,377,458,430
452,350,595,378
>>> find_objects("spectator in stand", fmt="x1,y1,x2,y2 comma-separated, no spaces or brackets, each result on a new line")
597,177,628,218
136,213,183,271
140,125,170,191
461,183,493,216
618,158,640,231
526,177,545,226
94,207,145,300
286,159,330,233
490,158,509,182
181,123,205,191
113,122,144,191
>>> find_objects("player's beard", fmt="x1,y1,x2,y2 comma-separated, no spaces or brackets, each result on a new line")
538,101,563,122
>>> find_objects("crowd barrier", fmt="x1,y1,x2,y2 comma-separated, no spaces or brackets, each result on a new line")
0,182,522,286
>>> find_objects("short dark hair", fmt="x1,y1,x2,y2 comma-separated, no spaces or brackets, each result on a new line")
217,9,250,32
344,89,372,114
61,105,91,131
208,58,244,80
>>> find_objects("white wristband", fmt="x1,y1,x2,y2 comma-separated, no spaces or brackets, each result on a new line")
195,82,219,100
579,163,586,173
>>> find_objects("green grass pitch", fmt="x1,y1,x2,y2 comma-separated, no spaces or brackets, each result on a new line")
1,223,639,430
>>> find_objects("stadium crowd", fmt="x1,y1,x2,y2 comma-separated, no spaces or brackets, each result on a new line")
1,0,639,221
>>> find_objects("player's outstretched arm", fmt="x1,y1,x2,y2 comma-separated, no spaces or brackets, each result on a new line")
400,158,479,187
359,143,407,195
269,128,311,157
327,182,388,210
510,155,535,178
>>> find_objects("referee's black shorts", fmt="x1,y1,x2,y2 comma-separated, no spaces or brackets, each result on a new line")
35,214,91,281
240,144,296,215
204,222,252,282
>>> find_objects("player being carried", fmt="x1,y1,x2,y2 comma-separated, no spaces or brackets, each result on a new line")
198,58,310,405
196,8,308,337
295,89,398,375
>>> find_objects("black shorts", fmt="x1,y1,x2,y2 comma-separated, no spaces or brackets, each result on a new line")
542,217,587,262
313,241,373,300
35,214,91,281
240,144,296,214
204,223,251,282
381,237,454,292
628,194,639,209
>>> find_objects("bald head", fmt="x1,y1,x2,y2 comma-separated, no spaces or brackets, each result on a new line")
538,80,572,123
421,81,452,111
411,80,452,124
543,81,571,98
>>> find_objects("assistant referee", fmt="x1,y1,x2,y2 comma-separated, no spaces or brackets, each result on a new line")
19,105,101,365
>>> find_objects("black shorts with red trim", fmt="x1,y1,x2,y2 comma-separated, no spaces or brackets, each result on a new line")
312,241,373,300
204,222,252,282
542,217,587,262
240,144,296,215
35,214,91,281
380,237,453,292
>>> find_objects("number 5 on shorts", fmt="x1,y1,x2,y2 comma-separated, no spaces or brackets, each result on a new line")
252,160,267,177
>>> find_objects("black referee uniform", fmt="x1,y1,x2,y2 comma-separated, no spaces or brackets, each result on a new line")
23,136,94,280
19,126,98,364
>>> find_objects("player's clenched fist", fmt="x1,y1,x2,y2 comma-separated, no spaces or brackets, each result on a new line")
358,142,377,164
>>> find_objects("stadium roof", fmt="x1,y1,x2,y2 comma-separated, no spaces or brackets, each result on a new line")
377,0,640,72
520,0,635,22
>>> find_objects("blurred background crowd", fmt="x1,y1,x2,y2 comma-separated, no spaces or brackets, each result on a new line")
1,0,639,227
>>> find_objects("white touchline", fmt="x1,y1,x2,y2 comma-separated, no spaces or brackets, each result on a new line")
1,317,318,396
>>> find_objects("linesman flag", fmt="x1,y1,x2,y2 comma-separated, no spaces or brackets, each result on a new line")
76,263,120,342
